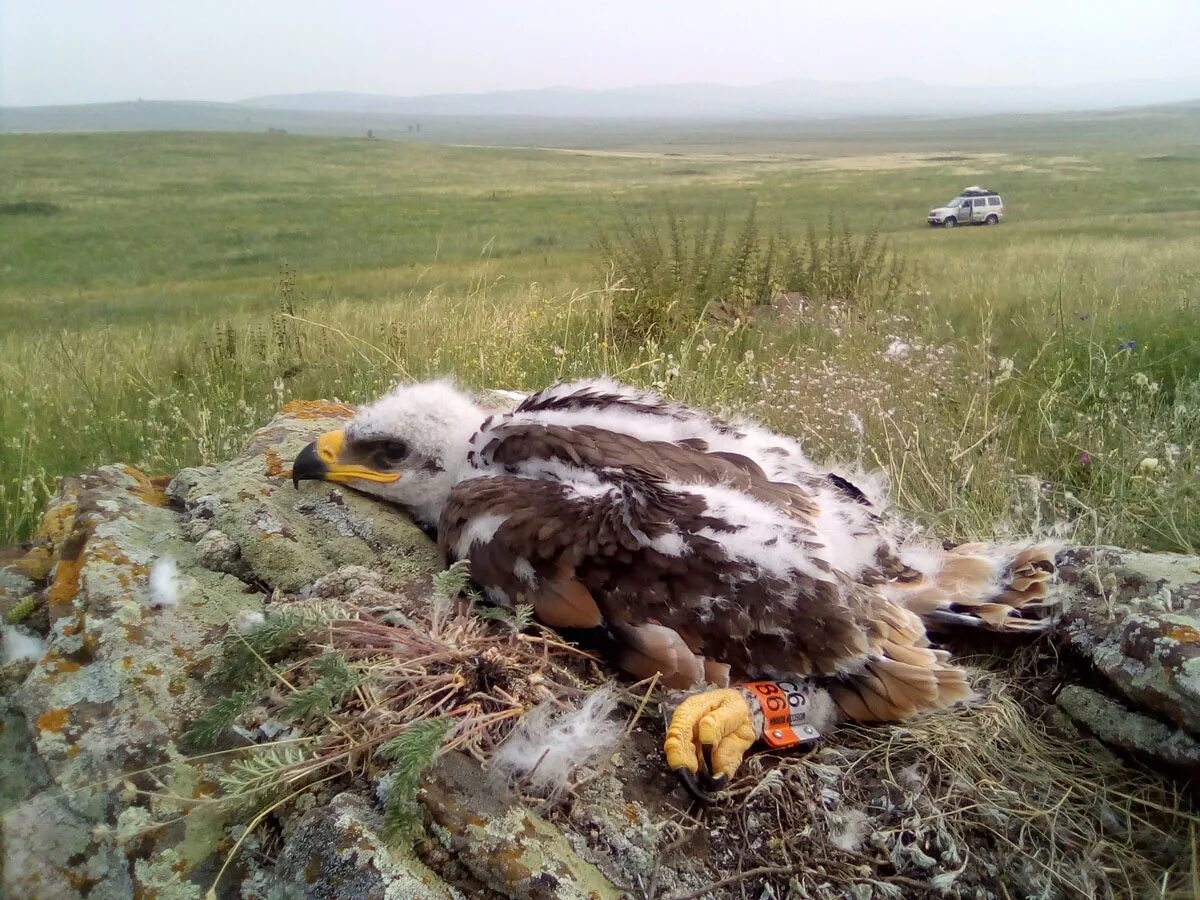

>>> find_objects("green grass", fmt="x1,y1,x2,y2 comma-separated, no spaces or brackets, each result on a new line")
1,119,1197,551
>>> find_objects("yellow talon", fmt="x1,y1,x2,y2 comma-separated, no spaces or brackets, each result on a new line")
664,688,758,799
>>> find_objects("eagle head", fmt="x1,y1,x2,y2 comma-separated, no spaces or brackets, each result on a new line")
291,379,483,528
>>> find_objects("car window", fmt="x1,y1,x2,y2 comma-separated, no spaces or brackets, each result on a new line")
972,198,986,207
988,196,1001,206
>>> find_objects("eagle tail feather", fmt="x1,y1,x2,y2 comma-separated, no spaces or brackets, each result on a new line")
890,542,1058,633
830,599,972,723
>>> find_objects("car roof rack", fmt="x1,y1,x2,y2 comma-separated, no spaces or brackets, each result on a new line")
960,185,1000,197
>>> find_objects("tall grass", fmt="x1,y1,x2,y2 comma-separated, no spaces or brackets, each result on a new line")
2,248,1195,553
594,206,910,339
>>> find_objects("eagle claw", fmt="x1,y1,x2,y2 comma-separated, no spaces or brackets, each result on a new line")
664,688,759,799
673,766,721,803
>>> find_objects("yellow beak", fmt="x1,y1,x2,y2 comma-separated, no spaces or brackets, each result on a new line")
291,430,400,487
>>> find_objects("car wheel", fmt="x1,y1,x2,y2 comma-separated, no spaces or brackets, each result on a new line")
985,214,998,225
943,217,956,228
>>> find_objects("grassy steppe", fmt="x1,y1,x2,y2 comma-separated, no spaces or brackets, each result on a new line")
1,119,1197,549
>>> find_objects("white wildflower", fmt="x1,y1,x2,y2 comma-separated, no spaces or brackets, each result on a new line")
1132,372,1160,394
1138,457,1161,474
995,357,1015,383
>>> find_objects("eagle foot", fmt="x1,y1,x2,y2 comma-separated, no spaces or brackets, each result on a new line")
663,688,759,801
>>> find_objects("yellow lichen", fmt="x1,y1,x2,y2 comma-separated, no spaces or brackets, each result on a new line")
280,399,356,419
34,499,78,547
41,649,81,674
37,707,70,734
10,545,57,581
121,465,171,507
88,538,149,579
46,554,85,609
263,447,287,478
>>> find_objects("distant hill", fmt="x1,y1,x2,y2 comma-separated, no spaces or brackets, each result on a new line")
0,100,405,135
239,77,1200,119
3,95,1199,156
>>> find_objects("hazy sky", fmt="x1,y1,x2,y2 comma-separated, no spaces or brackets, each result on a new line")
2,0,1199,106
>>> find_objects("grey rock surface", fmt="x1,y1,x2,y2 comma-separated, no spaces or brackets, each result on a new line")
1053,546,1200,769
1056,684,1200,768
273,792,457,900
418,752,623,900
0,402,629,898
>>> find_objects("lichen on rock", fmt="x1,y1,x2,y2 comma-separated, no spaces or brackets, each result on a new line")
273,792,457,900
419,753,621,900
1053,545,1200,771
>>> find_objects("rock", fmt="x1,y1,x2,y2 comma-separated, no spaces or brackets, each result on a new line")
418,752,622,900
0,401,668,898
309,564,384,598
1056,685,1200,770
167,400,439,594
194,528,243,576
1053,546,1200,766
0,402,443,897
1,463,253,897
274,792,456,899
3,790,134,899
0,693,51,815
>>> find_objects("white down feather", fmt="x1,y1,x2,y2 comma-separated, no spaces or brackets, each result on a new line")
489,684,624,794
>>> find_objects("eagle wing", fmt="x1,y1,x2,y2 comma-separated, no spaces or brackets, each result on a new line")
440,411,947,704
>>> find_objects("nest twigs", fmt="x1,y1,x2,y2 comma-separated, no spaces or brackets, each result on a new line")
213,583,603,802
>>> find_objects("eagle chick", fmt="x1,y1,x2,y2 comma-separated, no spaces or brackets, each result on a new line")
293,378,1056,795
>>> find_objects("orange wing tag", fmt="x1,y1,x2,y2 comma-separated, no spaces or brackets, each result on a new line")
743,679,822,749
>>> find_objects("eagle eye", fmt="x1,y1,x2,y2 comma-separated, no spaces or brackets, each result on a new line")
379,440,409,464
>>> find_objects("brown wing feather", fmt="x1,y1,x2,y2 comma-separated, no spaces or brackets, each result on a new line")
443,467,877,691
534,566,603,628
448,416,956,707
480,422,820,522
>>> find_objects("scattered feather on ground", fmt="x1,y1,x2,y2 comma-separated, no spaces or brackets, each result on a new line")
147,556,181,608
489,683,623,795
1,625,47,664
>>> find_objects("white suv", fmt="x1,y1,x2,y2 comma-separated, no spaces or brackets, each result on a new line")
928,186,1004,228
